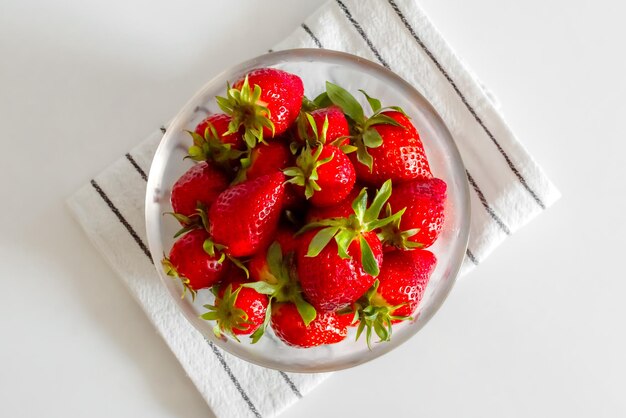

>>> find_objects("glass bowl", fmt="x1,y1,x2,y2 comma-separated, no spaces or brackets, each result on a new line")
145,48,470,373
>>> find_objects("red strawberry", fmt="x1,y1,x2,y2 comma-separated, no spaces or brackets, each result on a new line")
237,141,292,183
323,82,432,186
201,278,269,340
285,144,355,207
209,172,286,257
296,106,350,146
217,68,304,146
352,250,436,347
296,181,400,311
187,115,247,171
297,229,382,312
352,111,432,186
161,229,230,298
171,162,229,219
383,177,447,249
195,113,245,150
375,250,436,319
271,302,348,348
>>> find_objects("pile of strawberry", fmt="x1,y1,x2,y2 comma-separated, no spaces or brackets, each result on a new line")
162,68,447,348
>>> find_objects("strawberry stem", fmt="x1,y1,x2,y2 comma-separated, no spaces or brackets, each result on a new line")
200,284,251,342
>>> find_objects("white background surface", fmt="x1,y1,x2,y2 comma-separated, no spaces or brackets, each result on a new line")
1,0,625,417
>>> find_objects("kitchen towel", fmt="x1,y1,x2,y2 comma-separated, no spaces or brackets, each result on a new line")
67,0,560,417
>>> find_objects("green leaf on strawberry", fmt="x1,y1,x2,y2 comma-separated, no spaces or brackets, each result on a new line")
313,91,333,108
243,242,317,331
377,204,424,250
358,89,381,112
324,81,409,171
161,256,198,301
201,284,252,342
325,81,365,124
185,123,245,168
284,116,335,200
298,179,398,276
353,280,411,349
216,76,276,148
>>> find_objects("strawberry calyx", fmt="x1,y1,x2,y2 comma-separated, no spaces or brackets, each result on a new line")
243,241,317,343
300,95,320,112
186,123,245,169
377,204,425,250
165,202,211,238
200,284,252,342
216,76,276,148
294,111,356,154
161,256,198,301
353,279,411,349
324,81,407,171
284,144,334,201
298,179,402,276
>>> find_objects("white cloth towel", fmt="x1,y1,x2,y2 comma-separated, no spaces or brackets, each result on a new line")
67,1,560,417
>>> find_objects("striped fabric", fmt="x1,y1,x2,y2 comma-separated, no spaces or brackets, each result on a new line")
67,1,559,417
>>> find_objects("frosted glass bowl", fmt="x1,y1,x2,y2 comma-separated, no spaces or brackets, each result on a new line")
145,49,470,373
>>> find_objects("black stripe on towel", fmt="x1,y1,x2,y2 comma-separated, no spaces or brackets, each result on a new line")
279,371,303,398
122,151,303,408
466,170,511,235
332,1,511,242
92,176,262,418
387,0,546,210
466,248,479,265
125,153,147,181
207,341,262,418
90,179,152,260
301,23,323,48
334,0,390,69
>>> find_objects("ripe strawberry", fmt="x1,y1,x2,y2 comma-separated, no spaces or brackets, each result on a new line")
170,162,229,219
296,106,350,146
209,172,286,257
382,177,447,249
285,144,355,207
236,141,292,183
352,111,432,186
187,115,246,171
297,229,382,312
323,82,432,185
217,68,304,146
194,113,245,150
161,229,230,299
375,250,436,319
201,278,269,340
271,302,348,348
353,250,436,347
295,181,401,311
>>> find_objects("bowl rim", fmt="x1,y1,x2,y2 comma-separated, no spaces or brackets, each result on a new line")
145,48,471,373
